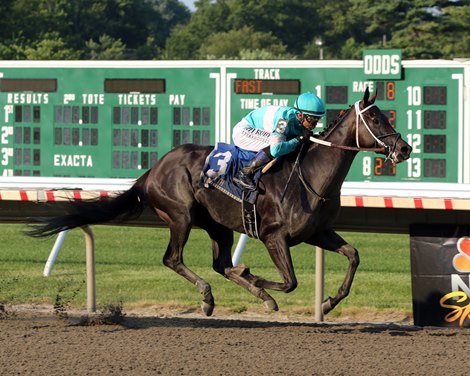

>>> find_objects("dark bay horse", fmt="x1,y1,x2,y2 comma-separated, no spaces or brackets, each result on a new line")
29,88,412,316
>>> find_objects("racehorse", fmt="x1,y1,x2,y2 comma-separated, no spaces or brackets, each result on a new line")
28,88,412,316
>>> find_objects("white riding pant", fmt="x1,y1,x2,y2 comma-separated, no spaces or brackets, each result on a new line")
232,119,270,152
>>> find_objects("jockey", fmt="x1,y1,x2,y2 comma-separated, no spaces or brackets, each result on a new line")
232,92,325,191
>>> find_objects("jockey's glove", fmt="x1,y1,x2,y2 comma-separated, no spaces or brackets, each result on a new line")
296,135,310,143
297,129,313,143
301,128,313,139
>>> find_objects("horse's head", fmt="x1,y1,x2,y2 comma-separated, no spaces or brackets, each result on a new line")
353,87,412,163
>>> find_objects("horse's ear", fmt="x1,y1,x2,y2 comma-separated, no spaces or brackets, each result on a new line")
369,88,377,103
363,86,370,104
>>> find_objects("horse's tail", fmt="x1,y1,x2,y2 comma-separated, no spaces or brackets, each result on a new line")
26,170,151,238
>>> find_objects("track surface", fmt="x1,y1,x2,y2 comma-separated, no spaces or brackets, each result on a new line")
1,306,468,376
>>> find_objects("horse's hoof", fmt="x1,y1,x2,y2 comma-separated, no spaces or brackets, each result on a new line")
201,301,214,316
322,297,333,315
230,264,249,276
263,299,279,311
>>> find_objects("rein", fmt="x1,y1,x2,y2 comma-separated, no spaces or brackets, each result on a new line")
295,152,328,202
309,136,385,152
280,142,327,203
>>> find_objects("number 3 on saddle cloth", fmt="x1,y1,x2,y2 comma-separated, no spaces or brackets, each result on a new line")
200,142,262,238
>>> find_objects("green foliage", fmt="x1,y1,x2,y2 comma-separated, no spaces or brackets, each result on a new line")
226,0,321,55
164,0,231,59
23,33,82,60
86,35,126,60
198,26,291,59
0,0,190,60
0,0,468,60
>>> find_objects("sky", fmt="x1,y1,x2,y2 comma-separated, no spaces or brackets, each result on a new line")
180,0,196,11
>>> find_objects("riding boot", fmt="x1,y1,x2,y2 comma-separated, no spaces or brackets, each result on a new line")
233,148,273,191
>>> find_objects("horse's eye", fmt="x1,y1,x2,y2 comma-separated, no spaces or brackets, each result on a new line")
372,117,379,124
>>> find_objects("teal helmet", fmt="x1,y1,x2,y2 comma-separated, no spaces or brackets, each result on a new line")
294,92,325,117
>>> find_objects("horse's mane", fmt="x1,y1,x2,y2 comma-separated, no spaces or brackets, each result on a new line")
317,107,350,139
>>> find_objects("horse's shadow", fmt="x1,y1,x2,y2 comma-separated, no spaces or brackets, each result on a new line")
73,313,424,334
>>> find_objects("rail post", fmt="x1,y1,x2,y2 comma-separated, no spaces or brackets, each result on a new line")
315,247,325,322
81,225,96,313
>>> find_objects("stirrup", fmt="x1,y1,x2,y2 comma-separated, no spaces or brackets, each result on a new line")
233,175,256,191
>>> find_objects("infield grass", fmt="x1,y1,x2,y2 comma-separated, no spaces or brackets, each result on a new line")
0,224,412,318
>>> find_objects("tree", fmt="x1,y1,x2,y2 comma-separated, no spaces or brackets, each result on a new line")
385,0,470,58
0,0,17,42
165,0,231,58
153,0,192,46
0,0,190,60
23,33,82,60
166,0,322,59
314,0,470,59
227,0,321,55
435,2,470,58
85,34,126,60
198,26,292,59
0,0,468,60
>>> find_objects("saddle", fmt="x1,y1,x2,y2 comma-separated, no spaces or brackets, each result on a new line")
201,143,276,239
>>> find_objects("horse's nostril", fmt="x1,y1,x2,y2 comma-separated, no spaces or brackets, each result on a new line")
402,145,412,154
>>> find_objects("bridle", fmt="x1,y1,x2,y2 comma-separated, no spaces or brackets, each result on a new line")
354,101,401,160
310,100,401,160
281,100,402,202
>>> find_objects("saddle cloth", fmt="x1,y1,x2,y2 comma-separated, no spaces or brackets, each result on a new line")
200,142,261,204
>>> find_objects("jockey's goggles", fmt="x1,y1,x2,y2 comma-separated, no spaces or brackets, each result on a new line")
302,113,322,124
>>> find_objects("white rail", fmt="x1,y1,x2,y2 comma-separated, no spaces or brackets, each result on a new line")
2,177,470,199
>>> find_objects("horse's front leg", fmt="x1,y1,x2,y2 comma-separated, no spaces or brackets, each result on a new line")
223,234,297,312
242,235,298,293
322,243,359,314
224,264,279,312
308,230,360,315
200,219,279,312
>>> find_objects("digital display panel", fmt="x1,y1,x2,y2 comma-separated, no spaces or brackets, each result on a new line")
375,81,395,101
104,79,166,93
374,157,396,176
0,78,57,92
325,86,348,104
423,86,446,105
234,79,300,94
424,159,446,178
382,109,396,127
424,110,446,129
424,135,446,153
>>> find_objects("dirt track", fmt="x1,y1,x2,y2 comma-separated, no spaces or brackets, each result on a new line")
0,306,469,376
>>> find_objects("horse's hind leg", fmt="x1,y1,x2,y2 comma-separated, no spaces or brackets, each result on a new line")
159,211,215,316
310,230,360,315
